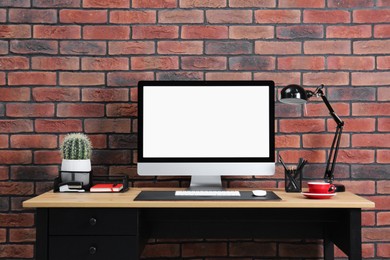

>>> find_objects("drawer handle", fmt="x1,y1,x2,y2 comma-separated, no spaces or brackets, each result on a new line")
89,246,97,255
89,218,97,226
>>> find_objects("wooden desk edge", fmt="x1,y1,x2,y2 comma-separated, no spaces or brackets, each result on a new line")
23,188,375,209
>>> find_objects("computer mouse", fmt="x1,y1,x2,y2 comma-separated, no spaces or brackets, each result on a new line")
252,190,267,197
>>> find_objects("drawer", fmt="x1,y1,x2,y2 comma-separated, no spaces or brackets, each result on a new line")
49,236,137,260
49,208,138,235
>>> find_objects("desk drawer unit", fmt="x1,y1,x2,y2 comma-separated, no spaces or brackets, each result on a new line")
39,208,140,260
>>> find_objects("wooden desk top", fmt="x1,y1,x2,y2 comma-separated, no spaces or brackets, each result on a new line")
23,188,375,209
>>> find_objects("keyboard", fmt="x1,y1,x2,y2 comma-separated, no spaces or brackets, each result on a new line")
175,190,241,197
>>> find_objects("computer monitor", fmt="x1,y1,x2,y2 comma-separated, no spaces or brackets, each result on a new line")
137,81,275,190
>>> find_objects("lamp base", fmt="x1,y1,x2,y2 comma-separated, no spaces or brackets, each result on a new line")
334,183,345,192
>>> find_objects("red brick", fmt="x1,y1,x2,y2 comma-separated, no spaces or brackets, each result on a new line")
109,41,154,55
0,41,7,54
280,119,325,133
0,56,29,70
32,57,79,70
337,149,374,163
82,57,129,71
59,72,104,86
378,181,390,194
206,72,251,81
354,10,390,23
352,72,390,86
352,134,390,148
305,41,350,54
278,56,324,70
0,229,5,242
0,245,34,258
11,135,57,149
354,40,390,54
378,118,390,131
303,72,349,86
159,10,203,23
230,56,274,70
133,25,178,39
275,103,301,118
306,103,350,117
181,56,225,70
158,41,203,55
9,40,55,55
279,0,324,7
132,56,178,70
378,212,390,225
378,0,390,6
0,135,8,148
6,103,54,117
0,25,31,38
304,10,350,24
353,103,390,116
111,10,155,24
9,228,35,242
303,134,349,148
367,196,390,210
142,244,180,258
230,26,274,39
60,41,106,55
378,150,390,163
182,242,227,257
255,10,300,24
107,72,154,86
34,150,62,164
230,0,275,7
230,242,276,256
9,72,56,86
375,25,390,38
329,0,374,7
362,211,376,225
378,57,390,70
254,72,300,86
0,120,33,133
84,26,130,40
328,87,375,101
0,182,34,195
34,25,81,39
378,244,390,257
327,25,371,39
206,41,252,55
328,56,374,70
57,104,104,117
10,9,56,24
328,118,375,132
83,0,129,8
106,103,137,117
207,10,252,24
82,88,129,102
275,135,300,148
182,26,228,39
133,0,176,8
0,0,30,7
35,119,82,133
280,150,326,163
180,0,225,7
0,72,4,85
255,41,301,54
363,227,390,242
33,87,79,102
88,135,107,149
33,0,80,7
0,10,5,22
0,151,32,164
157,72,204,81
60,10,107,23
85,119,131,133
0,88,30,101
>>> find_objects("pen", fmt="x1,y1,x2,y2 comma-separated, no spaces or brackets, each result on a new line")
279,154,289,171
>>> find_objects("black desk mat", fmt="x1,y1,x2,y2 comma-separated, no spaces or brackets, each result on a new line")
134,191,281,201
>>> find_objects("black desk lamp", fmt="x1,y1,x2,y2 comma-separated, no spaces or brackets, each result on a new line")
280,84,346,192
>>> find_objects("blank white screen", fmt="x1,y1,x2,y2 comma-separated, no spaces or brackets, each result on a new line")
143,86,270,158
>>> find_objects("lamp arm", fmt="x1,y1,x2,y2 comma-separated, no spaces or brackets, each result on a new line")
324,124,343,183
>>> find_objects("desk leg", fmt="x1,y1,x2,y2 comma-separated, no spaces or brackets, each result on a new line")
349,209,362,260
36,209,48,260
324,233,334,260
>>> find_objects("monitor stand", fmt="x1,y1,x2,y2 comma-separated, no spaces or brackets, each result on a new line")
188,175,223,191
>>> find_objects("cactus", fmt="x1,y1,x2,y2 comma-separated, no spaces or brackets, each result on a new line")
61,133,92,160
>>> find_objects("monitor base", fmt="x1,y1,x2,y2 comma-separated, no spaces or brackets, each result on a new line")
188,175,223,191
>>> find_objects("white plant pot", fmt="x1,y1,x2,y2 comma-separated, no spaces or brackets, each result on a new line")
60,159,91,185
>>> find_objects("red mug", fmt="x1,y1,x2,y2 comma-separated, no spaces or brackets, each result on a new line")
308,182,336,194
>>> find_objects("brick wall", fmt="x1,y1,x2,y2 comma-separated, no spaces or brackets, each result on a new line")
0,0,389,258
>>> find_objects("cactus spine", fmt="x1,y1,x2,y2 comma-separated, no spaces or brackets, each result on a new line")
61,133,92,160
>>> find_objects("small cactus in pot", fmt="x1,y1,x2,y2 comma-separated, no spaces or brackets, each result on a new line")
60,133,93,185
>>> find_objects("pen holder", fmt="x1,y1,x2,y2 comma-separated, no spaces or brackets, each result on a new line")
285,168,302,193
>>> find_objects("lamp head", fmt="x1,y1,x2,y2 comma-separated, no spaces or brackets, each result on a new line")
280,84,308,105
